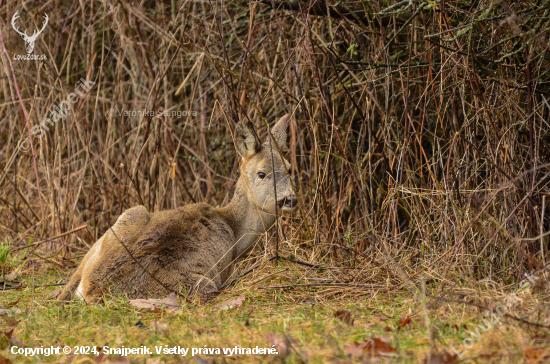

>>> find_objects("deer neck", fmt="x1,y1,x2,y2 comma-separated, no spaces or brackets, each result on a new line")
219,178,277,259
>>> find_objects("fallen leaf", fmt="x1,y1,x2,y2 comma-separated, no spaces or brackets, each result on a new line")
47,290,62,299
7,298,20,307
335,309,354,325
399,316,411,326
423,351,458,364
2,317,20,328
0,309,21,316
217,296,246,310
151,321,168,332
5,272,19,281
0,328,15,350
345,337,397,357
1,321,22,348
443,323,466,331
265,332,290,357
152,307,164,315
128,293,181,312
10,337,23,347
525,346,550,363
0,355,11,364
399,315,420,327
384,326,393,332
2,328,15,340
344,342,364,357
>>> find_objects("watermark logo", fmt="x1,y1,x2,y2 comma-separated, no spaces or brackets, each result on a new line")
11,10,48,60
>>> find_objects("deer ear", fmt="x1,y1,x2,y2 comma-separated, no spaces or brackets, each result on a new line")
266,114,291,151
234,121,261,158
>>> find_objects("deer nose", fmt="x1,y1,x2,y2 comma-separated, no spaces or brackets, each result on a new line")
284,196,297,207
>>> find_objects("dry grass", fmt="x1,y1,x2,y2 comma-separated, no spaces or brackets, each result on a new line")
1,0,550,362
2,260,550,363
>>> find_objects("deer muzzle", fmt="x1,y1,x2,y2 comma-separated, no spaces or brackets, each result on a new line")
278,196,298,211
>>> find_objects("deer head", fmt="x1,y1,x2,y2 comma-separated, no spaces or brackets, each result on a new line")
11,11,48,54
234,114,298,215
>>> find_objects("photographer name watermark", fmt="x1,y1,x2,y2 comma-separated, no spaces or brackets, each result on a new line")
106,107,197,118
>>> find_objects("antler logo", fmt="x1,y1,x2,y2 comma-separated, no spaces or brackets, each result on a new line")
11,11,48,54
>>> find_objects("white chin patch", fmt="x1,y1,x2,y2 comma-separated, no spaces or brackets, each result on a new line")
281,205,297,212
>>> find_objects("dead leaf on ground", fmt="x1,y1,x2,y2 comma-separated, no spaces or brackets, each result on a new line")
334,309,354,325
525,346,550,363
0,328,15,350
2,317,20,328
9,337,23,347
7,298,20,307
399,315,420,328
151,321,169,332
444,323,467,331
265,332,290,357
0,319,22,348
0,355,11,364
423,351,458,364
0,309,21,316
344,337,397,357
128,293,181,312
217,295,246,310
5,272,19,281
1,328,15,340
47,290,62,299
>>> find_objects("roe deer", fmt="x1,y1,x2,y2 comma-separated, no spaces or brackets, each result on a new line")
58,115,297,302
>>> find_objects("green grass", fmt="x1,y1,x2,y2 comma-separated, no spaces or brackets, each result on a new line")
2,260,549,363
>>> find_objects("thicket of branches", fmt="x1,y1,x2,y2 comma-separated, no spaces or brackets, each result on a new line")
1,0,550,285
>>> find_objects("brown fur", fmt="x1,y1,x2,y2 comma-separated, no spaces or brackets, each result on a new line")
58,115,297,301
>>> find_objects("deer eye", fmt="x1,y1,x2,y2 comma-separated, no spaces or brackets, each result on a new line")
258,172,266,179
